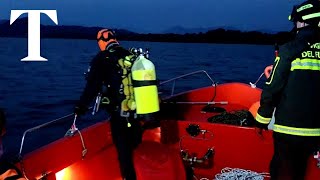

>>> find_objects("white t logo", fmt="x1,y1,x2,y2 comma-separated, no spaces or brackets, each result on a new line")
10,10,58,61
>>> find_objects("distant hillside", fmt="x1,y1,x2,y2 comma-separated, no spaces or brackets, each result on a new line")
162,26,213,34
0,17,137,40
162,26,241,34
161,25,280,35
0,17,293,45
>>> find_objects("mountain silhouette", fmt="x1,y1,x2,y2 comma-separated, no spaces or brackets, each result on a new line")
162,25,242,34
0,17,293,45
162,26,212,34
0,17,137,39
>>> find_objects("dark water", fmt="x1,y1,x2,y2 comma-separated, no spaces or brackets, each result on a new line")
0,37,274,160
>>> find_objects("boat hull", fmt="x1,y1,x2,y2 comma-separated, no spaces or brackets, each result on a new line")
15,82,320,179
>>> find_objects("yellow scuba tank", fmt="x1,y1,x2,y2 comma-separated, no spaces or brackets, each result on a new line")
131,53,159,115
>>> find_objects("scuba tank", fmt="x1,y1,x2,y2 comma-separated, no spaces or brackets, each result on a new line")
131,50,159,115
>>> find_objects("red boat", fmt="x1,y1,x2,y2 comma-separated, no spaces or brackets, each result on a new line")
15,70,320,180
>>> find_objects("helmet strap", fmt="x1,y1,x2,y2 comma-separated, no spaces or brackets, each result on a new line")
106,41,120,51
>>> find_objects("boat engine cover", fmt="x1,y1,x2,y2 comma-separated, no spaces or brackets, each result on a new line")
133,141,186,180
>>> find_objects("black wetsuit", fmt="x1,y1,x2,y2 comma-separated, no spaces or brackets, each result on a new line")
77,46,142,180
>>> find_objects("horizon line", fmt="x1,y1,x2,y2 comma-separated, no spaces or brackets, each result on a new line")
0,17,289,35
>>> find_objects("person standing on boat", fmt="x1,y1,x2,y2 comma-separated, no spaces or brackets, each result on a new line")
0,109,26,180
74,29,143,180
254,0,320,179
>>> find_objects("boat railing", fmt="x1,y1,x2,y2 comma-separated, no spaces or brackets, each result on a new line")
18,113,75,158
18,70,215,157
159,70,216,97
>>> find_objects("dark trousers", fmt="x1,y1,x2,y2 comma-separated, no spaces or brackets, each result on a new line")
110,111,143,180
270,132,320,180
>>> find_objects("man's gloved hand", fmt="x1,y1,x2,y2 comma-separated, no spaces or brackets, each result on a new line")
74,104,88,115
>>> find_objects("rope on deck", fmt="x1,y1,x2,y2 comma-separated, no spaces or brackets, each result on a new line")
207,110,255,127
199,167,270,180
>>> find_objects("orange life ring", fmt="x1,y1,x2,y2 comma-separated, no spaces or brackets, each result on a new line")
264,65,273,79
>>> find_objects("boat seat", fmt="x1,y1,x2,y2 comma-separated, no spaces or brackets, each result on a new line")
133,141,186,180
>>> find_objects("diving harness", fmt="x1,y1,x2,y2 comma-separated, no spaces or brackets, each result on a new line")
91,47,159,126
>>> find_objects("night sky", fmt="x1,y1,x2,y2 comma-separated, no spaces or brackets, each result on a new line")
1,0,305,33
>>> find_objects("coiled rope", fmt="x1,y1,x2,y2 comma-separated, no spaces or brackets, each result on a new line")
199,167,270,180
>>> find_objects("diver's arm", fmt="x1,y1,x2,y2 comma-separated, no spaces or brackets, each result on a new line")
77,53,105,107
